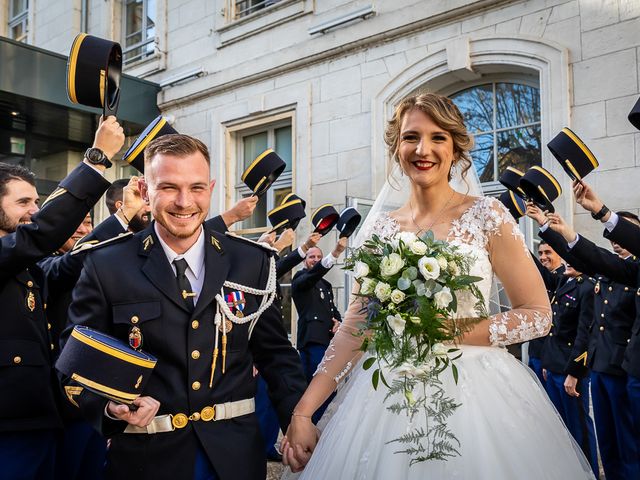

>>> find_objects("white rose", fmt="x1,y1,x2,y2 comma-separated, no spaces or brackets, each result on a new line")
380,252,405,277
448,262,460,276
437,256,448,270
434,287,454,309
431,342,449,357
374,282,392,302
390,289,406,304
398,231,418,248
353,261,370,279
360,278,377,295
418,256,440,280
409,240,428,256
386,313,406,335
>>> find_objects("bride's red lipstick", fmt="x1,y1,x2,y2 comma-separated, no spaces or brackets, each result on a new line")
412,161,435,171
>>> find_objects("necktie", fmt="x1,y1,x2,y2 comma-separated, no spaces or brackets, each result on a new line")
174,258,195,311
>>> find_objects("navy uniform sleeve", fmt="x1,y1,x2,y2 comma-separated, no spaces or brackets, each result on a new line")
538,228,592,275
291,261,331,292
205,215,228,233
38,215,125,290
249,254,306,431
59,254,126,436
571,235,639,287
0,163,110,281
604,216,640,258
276,248,304,280
565,279,594,378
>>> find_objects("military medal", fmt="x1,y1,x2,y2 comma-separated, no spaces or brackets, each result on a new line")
218,318,233,333
225,291,246,318
129,326,143,350
26,291,36,312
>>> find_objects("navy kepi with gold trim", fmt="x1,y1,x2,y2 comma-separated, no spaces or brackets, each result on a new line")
241,149,286,197
498,190,526,220
547,128,599,180
499,167,526,197
66,33,122,117
268,193,307,233
629,97,640,130
519,166,562,213
122,116,178,173
311,204,339,235
336,207,361,238
56,326,157,404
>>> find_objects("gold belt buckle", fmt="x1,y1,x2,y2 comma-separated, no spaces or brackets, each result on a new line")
171,413,189,429
201,405,215,421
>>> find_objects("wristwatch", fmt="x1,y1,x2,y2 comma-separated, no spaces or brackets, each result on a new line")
84,147,113,169
591,204,610,221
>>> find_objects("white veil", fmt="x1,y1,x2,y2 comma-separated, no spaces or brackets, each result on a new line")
351,162,507,315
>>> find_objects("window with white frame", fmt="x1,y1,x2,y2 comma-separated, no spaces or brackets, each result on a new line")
232,119,294,333
231,0,282,20
451,81,541,192
9,0,29,43
122,0,156,64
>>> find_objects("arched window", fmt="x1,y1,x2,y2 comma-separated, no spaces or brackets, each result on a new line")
451,82,541,191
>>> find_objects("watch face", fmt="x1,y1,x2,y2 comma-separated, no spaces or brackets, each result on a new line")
86,148,103,163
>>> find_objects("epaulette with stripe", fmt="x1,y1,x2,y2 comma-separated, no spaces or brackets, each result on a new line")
224,231,278,253
70,232,134,256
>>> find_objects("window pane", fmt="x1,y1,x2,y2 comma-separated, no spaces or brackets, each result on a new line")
275,126,292,172
496,83,540,129
497,125,541,175
10,23,24,41
242,132,268,172
125,0,143,39
451,85,493,134
239,193,267,230
11,0,27,16
470,133,494,182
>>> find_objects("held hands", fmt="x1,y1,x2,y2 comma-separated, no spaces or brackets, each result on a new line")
282,414,319,472
525,202,547,226
545,212,578,243
572,180,604,215
107,395,160,427
93,116,125,161
564,375,580,397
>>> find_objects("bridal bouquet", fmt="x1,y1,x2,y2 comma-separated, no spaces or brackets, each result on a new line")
344,230,486,465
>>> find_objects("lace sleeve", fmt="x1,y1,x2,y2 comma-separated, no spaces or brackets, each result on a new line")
485,199,551,346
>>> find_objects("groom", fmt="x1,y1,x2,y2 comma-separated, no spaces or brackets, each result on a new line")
61,134,307,480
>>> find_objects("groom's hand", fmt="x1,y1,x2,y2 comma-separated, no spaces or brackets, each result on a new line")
282,415,318,472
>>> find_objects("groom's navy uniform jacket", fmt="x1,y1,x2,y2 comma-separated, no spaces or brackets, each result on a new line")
0,163,109,434
292,261,341,350
60,222,307,480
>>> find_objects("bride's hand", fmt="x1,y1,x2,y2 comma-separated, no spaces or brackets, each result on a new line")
282,415,319,472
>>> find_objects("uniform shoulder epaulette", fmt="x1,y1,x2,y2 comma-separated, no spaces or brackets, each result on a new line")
576,276,584,284
71,232,134,256
224,231,278,253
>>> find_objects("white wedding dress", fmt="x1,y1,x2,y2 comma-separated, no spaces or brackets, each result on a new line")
284,197,595,480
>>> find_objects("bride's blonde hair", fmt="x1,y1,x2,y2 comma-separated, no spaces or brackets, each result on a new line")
384,92,474,182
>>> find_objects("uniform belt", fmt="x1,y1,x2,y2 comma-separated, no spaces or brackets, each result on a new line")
123,398,255,434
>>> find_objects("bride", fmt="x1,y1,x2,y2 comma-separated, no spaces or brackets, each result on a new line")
280,93,595,479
